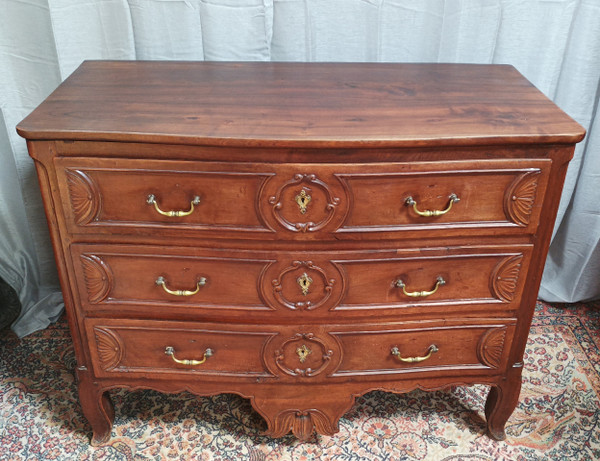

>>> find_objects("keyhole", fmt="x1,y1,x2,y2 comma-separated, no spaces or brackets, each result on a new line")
295,189,311,214
297,272,313,296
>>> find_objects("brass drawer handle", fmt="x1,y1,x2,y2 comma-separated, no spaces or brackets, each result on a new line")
391,344,438,363
147,194,201,217
405,193,459,217
156,276,207,296
395,275,445,297
165,346,213,366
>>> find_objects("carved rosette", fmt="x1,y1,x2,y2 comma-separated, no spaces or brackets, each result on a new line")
266,408,337,440
477,327,508,368
274,333,334,377
81,254,113,303
504,171,540,226
268,174,341,232
271,261,335,310
94,327,123,371
490,255,523,302
66,169,101,225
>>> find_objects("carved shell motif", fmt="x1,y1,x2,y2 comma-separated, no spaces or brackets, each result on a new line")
267,408,337,440
81,254,113,303
504,171,541,226
65,169,101,225
477,327,507,369
94,327,123,371
490,255,523,302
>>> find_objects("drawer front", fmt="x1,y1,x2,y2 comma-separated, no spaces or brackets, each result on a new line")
71,244,532,319
328,322,517,377
56,157,550,238
55,158,273,234
85,319,515,381
85,319,276,379
71,244,273,313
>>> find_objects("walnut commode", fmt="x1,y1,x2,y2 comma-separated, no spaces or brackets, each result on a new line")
17,61,585,444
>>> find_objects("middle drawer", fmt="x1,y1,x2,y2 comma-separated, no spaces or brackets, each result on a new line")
71,244,532,320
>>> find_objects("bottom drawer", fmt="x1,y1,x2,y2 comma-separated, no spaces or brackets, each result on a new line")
85,319,516,381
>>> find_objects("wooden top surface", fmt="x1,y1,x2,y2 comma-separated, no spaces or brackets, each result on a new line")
17,61,585,148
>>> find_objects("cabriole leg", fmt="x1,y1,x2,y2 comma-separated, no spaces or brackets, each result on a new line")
485,376,522,441
77,368,114,446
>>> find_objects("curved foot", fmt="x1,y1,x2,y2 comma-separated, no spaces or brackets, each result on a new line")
485,378,522,441
77,368,114,445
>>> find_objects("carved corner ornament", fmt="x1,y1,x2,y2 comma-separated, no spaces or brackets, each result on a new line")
477,327,507,369
504,171,540,226
490,254,523,302
94,327,123,371
81,254,113,303
66,169,101,225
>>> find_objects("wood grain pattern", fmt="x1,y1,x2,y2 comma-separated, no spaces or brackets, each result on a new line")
19,62,585,443
17,62,585,148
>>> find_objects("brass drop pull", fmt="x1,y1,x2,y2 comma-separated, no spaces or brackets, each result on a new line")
295,189,311,214
395,276,445,297
147,194,201,217
391,344,438,363
156,276,207,296
165,346,213,366
405,193,460,217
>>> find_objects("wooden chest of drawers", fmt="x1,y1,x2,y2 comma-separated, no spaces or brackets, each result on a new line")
17,61,585,444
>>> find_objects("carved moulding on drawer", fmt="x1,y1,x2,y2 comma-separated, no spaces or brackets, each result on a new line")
477,327,507,369
65,169,101,224
504,170,541,226
274,333,335,377
81,254,113,303
271,261,337,311
490,255,523,302
268,174,341,232
94,327,124,371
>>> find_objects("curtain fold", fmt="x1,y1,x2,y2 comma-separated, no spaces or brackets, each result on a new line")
1,0,598,336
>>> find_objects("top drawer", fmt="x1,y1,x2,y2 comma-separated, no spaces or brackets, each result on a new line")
55,157,550,239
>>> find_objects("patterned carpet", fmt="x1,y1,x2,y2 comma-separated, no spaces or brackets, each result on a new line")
1,301,599,461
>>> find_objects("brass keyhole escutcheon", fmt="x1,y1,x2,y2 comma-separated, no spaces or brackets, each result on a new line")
295,189,312,214
296,344,312,363
297,272,313,296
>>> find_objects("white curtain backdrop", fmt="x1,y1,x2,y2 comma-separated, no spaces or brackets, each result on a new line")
1,0,599,337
